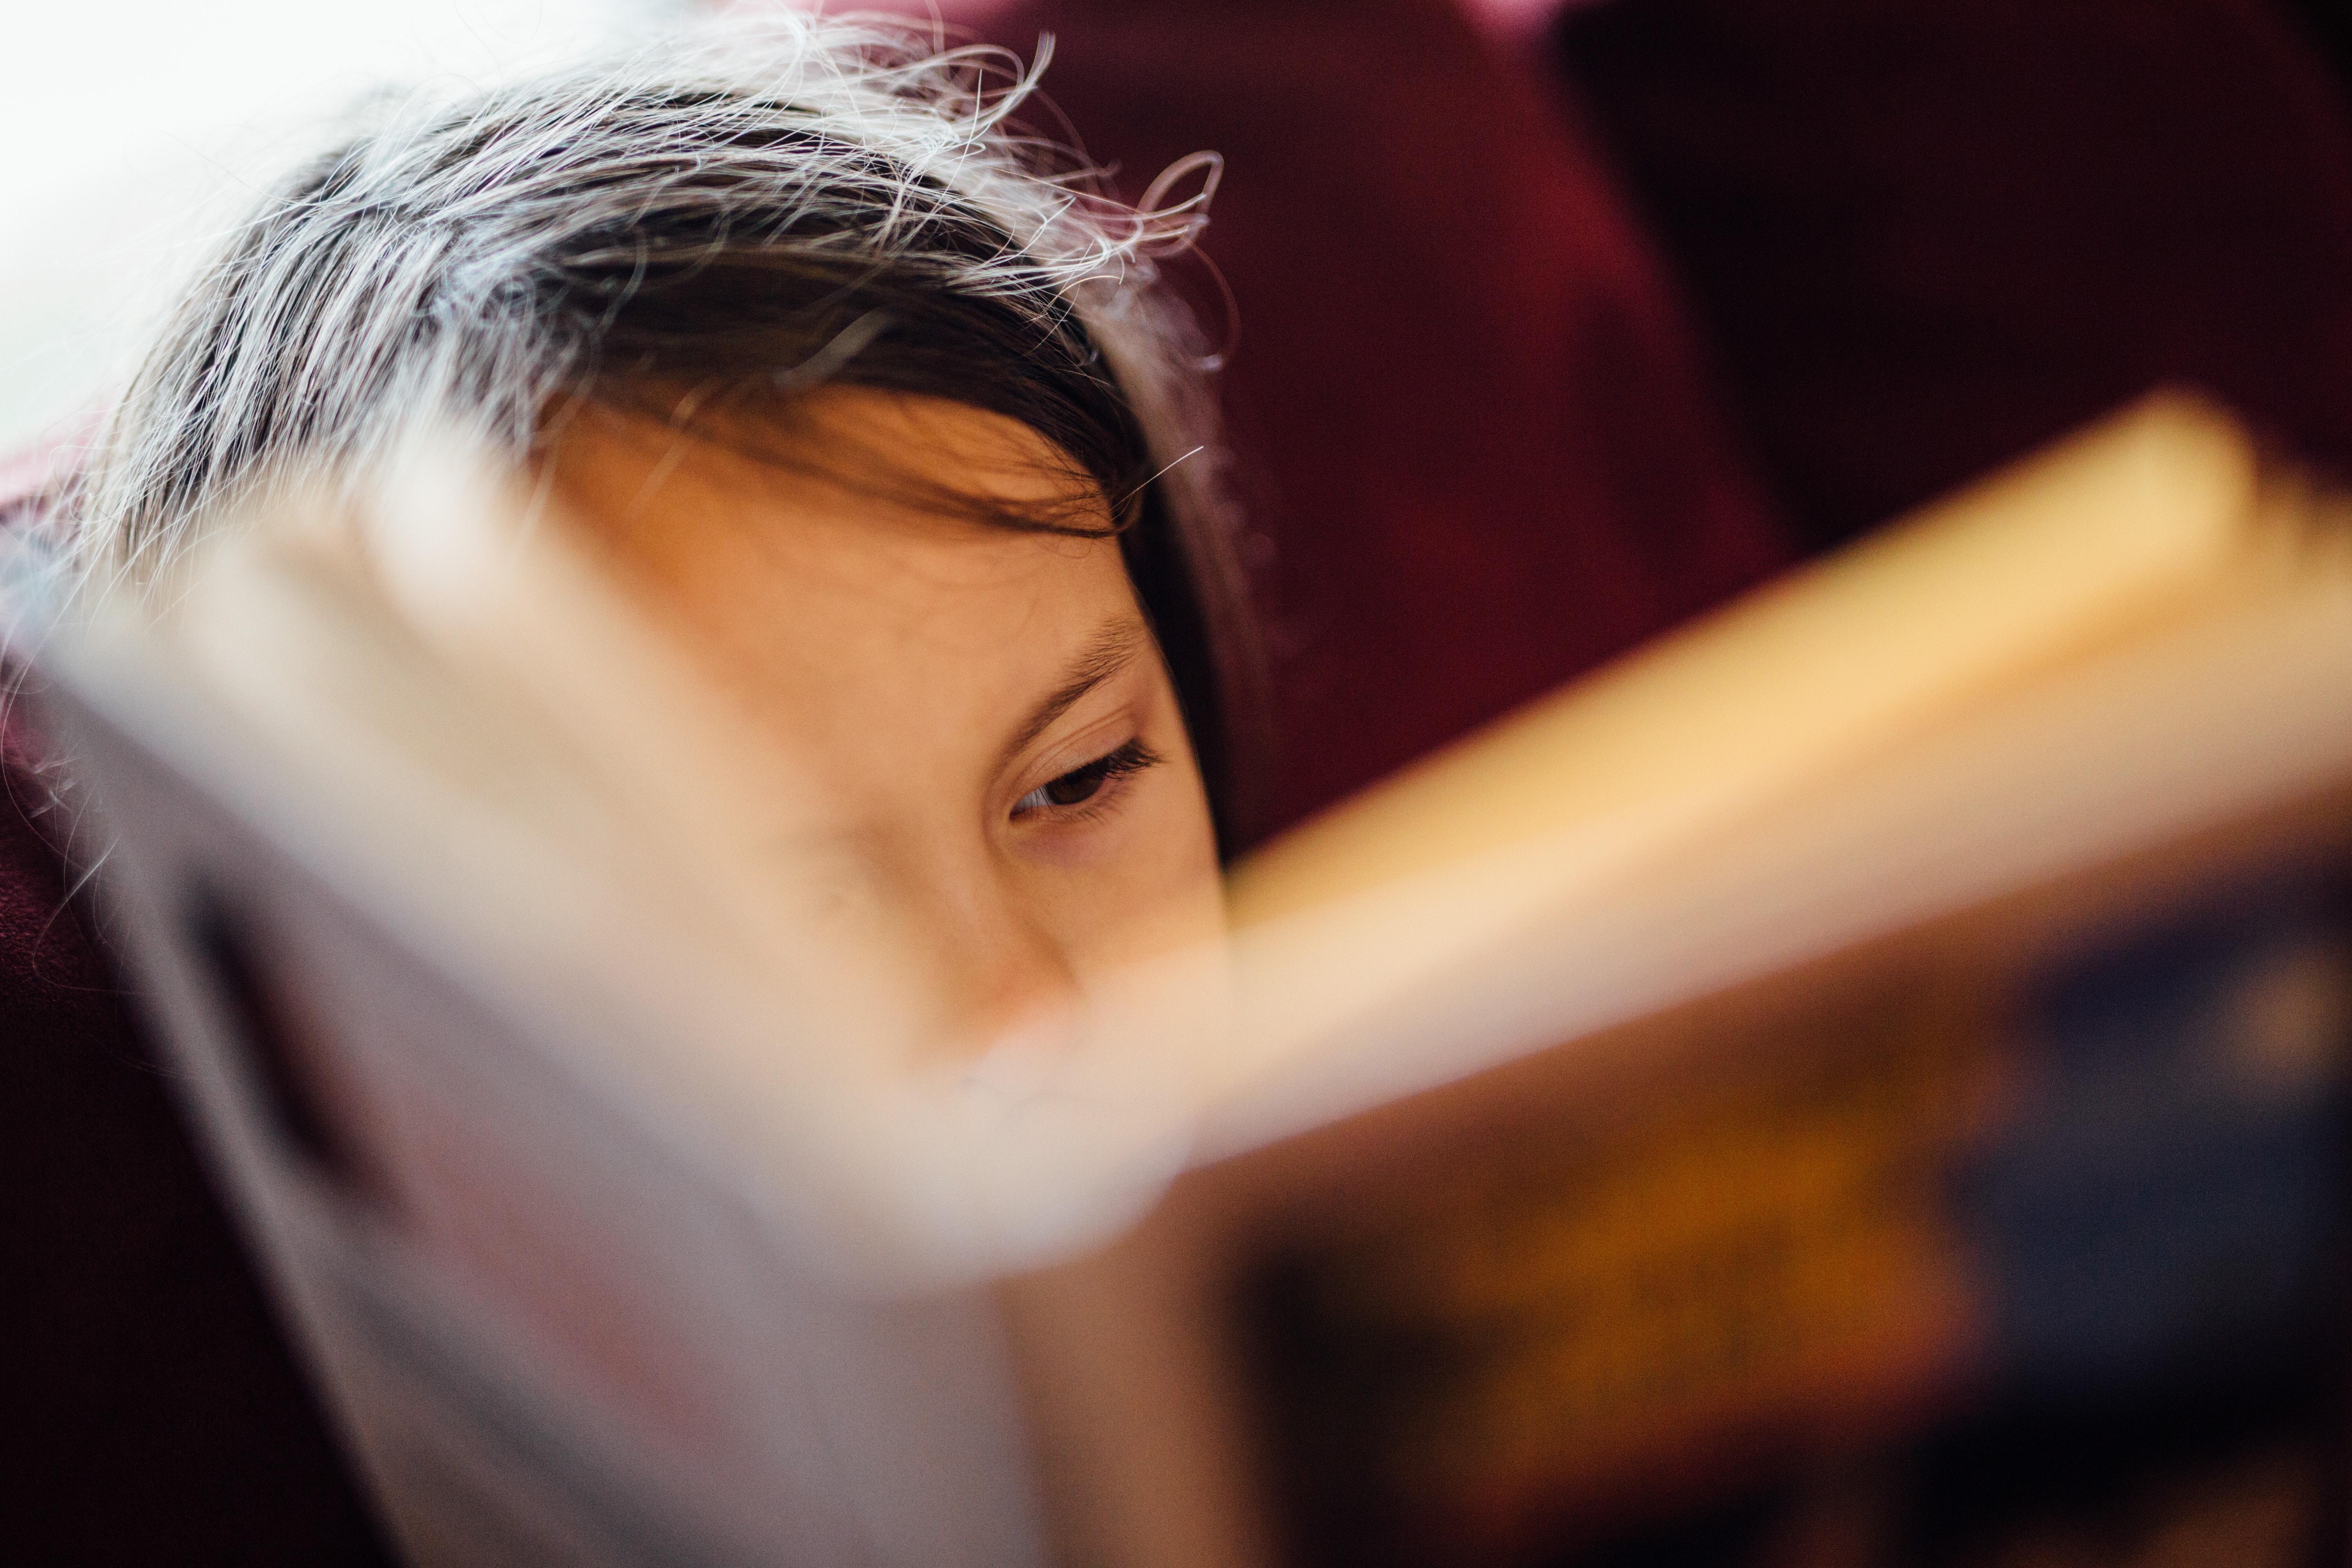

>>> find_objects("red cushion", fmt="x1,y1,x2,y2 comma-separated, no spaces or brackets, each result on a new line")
1559,0,2352,553
0,693,390,1564
980,0,1793,843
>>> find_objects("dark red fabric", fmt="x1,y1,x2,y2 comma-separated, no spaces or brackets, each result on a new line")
0,692,390,1562
2283,0,2352,86
981,0,1793,842
1558,0,2352,555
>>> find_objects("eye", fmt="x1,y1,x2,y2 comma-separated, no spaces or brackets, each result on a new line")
1012,738,1162,820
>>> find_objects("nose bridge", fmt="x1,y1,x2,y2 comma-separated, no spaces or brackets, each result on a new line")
914,849,1079,1049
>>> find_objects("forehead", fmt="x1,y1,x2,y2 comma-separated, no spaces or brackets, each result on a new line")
538,388,1144,746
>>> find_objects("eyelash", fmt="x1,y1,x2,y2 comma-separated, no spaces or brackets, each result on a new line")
1011,738,1163,822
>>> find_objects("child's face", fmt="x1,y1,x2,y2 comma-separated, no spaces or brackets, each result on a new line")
543,389,1224,1051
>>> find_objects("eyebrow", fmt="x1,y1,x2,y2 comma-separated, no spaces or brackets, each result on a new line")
997,617,1152,773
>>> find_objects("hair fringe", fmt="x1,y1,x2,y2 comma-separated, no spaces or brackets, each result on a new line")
68,11,1234,587
51,8,1272,837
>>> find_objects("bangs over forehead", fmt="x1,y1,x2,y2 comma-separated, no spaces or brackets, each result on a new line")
71,15,1264,844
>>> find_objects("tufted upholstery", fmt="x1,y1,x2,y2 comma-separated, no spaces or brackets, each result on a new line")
1559,0,2352,554
977,0,1792,843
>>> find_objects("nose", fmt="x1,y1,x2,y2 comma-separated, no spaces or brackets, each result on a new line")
918,873,1082,1055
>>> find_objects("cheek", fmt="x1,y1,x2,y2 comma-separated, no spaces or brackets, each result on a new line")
1031,768,1224,969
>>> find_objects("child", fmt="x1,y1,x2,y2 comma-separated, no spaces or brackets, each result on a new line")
63,16,1256,1048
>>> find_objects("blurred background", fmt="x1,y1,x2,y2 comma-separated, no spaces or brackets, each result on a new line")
0,0,673,451
6,0,2352,1562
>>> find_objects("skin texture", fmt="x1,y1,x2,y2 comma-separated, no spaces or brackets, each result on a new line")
540,388,1224,1054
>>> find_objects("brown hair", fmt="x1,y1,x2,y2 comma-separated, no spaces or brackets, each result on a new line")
71,18,1263,847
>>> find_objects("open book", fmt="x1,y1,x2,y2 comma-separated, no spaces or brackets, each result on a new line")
9,392,2352,1567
